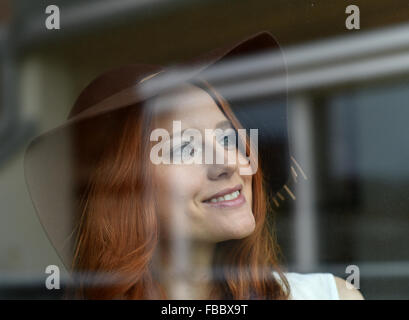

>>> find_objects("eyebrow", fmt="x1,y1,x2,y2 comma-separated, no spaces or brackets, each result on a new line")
216,120,234,130
165,120,234,142
166,128,188,142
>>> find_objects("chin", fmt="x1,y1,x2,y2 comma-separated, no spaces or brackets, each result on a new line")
225,212,256,240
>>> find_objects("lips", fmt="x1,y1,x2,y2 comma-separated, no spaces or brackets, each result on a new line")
202,184,246,208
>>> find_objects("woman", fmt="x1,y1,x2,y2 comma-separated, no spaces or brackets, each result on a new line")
24,31,363,299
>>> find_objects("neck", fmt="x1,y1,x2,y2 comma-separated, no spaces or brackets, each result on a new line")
156,238,216,299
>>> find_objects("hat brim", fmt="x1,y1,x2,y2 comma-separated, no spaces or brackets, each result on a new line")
24,31,289,269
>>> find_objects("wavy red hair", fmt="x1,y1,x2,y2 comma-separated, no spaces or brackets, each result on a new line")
71,81,290,300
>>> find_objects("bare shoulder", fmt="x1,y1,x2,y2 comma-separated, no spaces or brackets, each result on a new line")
333,276,364,300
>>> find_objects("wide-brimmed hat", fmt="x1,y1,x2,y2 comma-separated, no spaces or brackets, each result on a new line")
24,31,300,269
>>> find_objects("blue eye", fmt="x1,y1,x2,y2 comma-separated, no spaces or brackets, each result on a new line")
218,130,237,149
223,136,229,145
171,141,195,159
182,142,195,157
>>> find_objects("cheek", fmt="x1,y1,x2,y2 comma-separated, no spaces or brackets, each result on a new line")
243,174,253,205
154,165,206,239
156,166,205,210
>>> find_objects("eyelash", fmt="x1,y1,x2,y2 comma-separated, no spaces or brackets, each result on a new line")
218,132,237,148
171,129,238,159
171,141,194,158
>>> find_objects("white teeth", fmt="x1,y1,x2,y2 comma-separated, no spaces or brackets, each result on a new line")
208,190,240,203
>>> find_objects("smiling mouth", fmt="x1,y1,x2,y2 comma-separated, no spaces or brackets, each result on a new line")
202,184,246,208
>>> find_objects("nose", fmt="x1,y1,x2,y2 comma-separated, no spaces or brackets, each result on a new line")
206,142,238,181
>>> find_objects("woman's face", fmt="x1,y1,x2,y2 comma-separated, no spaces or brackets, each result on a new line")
150,84,255,243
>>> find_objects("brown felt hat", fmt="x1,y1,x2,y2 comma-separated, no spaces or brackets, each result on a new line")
24,31,298,269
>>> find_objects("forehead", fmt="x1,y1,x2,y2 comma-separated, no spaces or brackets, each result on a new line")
150,83,228,130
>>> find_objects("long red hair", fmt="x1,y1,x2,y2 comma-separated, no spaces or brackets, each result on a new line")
71,81,290,299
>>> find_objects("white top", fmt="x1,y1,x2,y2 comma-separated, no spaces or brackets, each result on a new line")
275,272,340,300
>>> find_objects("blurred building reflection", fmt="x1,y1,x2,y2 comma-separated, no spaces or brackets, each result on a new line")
0,0,408,299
